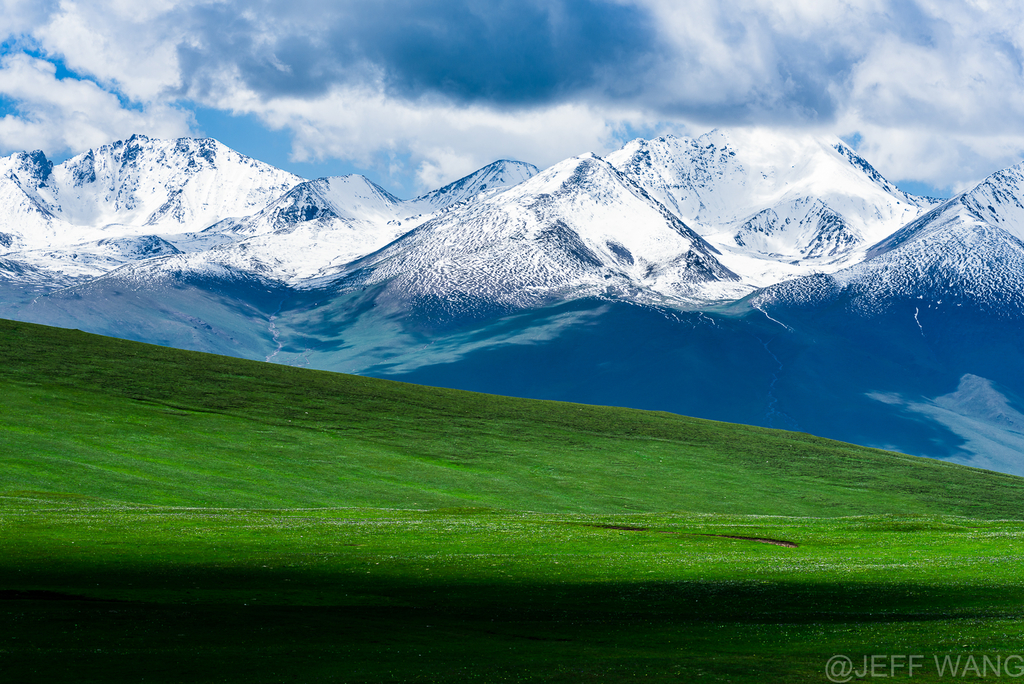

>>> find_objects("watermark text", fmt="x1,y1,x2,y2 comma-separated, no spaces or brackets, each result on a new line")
826,654,1024,681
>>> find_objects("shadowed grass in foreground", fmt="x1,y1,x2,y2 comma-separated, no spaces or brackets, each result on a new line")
2,501,1024,683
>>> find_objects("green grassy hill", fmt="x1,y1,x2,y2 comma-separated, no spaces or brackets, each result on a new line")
4,319,1024,683
2,317,1022,516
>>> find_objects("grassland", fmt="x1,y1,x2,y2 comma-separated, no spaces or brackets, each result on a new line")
2,318,1024,682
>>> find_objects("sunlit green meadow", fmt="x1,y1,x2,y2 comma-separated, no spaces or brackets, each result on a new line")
2,319,1024,682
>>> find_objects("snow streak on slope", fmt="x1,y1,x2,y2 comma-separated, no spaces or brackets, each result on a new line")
324,154,740,314
607,129,938,286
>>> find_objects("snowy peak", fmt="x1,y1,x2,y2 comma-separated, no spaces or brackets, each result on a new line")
412,159,538,210
238,174,403,233
866,161,1024,262
500,153,673,214
87,158,544,288
215,172,409,238
220,160,537,240
327,153,739,312
0,170,62,251
0,129,1008,313
607,128,938,276
314,175,403,221
0,134,306,263
1,150,55,191
0,150,60,223
733,197,859,260
830,139,923,202
609,128,936,225
46,134,303,231
956,163,1024,242
756,161,1024,315
200,173,413,280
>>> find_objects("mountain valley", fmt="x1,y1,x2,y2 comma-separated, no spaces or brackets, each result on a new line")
2,129,1023,475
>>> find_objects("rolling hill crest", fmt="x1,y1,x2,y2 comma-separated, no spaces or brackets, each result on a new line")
3,130,1024,476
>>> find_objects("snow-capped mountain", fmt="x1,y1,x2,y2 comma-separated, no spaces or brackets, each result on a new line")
76,153,736,306
0,135,305,284
8,129,1024,475
409,160,539,211
0,130,938,304
200,161,543,281
52,135,302,233
77,160,542,289
607,129,939,286
202,174,415,281
218,174,406,239
0,135,303,254
754,161,1024,316
0,151,73,252
321,153,739,314
216,159,539,239
0,140,545,291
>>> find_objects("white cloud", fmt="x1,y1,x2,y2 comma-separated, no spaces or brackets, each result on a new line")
0,0,60,37
0,52,191,155
33,0,191,101
832,4,1024,189
624,0,1024,189
2,0,1024,193
221,85,642,192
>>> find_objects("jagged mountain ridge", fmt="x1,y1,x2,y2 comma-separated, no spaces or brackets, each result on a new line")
220,159,540,240
753,161,1024,317
0,135,306,284
124,161,544,287
319,154,740,314
606,129,939,286
413,160,540,211
51,135,303,231
0,141,541,289
0,135,304,252
0,130,940,303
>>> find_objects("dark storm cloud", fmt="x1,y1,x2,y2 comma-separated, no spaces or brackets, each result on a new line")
174,0,979,128
177,0,661,106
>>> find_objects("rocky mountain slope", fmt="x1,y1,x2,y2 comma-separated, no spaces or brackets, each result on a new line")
320,154,740,315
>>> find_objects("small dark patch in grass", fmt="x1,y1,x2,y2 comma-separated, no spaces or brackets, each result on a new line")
583,525,799,547
704,534,799,548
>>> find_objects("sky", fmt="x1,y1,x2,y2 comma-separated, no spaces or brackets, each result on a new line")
1,1,1023,199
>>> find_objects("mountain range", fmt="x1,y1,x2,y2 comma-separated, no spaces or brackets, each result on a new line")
2,129,1023,476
